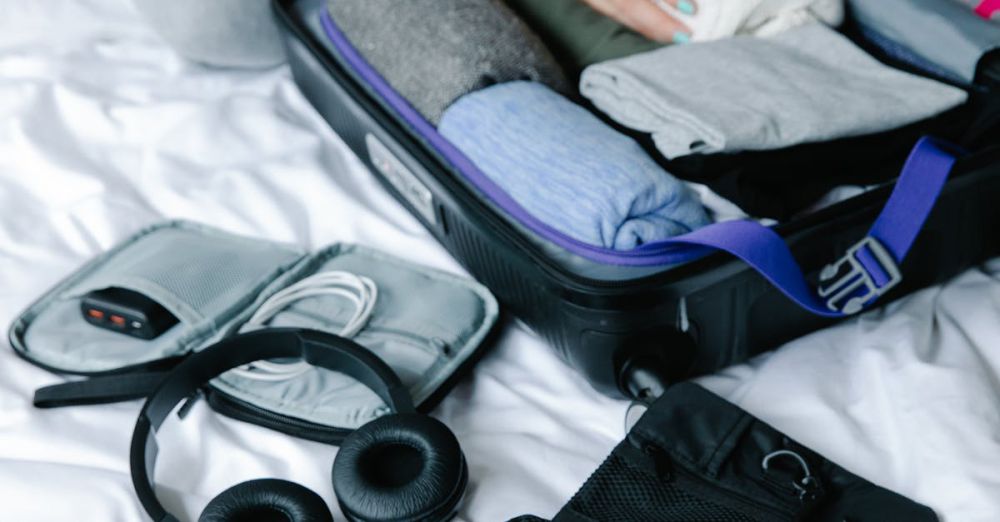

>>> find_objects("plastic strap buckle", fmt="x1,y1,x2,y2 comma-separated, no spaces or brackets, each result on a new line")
818,237,902,315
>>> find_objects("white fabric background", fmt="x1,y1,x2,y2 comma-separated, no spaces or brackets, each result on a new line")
0,1,997,520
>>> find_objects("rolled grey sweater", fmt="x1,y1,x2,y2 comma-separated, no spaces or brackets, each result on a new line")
327,0,570,125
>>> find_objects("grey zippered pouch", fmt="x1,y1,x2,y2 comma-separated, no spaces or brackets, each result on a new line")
9,220,498,433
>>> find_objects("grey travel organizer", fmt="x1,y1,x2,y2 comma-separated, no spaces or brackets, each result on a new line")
8,221,499,443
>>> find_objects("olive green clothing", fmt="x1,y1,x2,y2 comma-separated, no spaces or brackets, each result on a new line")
504,0,664,73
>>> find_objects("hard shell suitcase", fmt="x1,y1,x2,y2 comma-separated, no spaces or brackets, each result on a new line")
273,0,1000,400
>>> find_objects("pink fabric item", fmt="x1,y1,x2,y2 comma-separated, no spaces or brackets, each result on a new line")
976,0,1000,19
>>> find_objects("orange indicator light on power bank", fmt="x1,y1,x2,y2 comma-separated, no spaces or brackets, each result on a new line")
87,309,105,320
110,315,126,326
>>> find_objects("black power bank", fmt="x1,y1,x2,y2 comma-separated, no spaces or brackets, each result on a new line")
80,287,179,340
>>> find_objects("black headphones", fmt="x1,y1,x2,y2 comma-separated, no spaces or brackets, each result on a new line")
130,328,468,522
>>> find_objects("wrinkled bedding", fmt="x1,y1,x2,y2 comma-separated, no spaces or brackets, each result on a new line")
1,1,998,520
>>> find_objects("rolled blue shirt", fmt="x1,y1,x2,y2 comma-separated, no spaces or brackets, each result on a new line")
439,81,710,251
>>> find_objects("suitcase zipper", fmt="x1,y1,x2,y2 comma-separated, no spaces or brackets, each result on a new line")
288,6,817,293
307,11,704,283
288,2,989,305
290,5,763,293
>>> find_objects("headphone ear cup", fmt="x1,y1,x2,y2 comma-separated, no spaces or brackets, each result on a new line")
333,414,467,522
199,478,333,522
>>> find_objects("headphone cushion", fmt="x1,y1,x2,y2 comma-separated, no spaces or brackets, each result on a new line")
200,479,333,522
333,414,467,522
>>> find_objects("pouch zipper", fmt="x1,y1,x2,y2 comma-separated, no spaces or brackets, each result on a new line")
675,466,797,520
639,443,802,521
206,388,354,444
280,321,443,355
204,326,453,444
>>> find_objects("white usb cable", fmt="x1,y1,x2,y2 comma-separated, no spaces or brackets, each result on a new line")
228,270,378,382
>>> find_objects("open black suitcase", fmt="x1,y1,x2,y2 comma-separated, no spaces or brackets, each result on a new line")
273,0,1000,401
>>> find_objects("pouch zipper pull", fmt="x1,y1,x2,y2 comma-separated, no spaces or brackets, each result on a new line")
177,387,206,420
642,443,674,481
762,449,824,504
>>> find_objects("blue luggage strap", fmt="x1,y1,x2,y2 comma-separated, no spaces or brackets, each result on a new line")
660,137,960,317
317,12,961,318
23,139,961,411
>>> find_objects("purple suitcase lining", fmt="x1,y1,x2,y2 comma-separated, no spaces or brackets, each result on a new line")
319,11,719,268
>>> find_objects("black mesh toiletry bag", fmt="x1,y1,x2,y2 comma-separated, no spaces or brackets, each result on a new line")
519,383,937,522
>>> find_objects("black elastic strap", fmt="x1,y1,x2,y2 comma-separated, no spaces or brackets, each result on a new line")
130,328,413,522
34,372,170,409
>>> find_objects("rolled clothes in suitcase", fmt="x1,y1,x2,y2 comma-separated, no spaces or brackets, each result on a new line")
278,0,1000,403
438,81,711,250
526,383,938,521
325,0,570,125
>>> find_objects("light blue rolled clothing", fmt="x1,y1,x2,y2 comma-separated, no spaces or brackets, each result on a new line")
438,81,711,251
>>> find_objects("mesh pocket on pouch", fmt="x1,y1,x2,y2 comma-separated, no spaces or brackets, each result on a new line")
565,454,759,522
65,227,302,324
208,244,499,432
17,223,303,373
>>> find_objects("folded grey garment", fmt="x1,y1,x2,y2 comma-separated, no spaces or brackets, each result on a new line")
850,0,1000,82
580,24,968,159
132,0,286,68
327,0,570,125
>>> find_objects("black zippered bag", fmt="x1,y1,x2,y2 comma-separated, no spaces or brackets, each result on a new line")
519,383,937,522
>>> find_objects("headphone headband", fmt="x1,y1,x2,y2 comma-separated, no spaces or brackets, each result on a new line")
129,328,416,522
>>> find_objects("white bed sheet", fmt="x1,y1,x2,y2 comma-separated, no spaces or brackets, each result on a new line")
0,1,998,520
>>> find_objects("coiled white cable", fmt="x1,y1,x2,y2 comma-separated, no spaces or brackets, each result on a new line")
228,270,378,382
